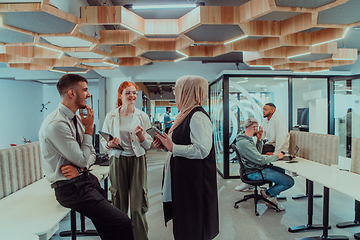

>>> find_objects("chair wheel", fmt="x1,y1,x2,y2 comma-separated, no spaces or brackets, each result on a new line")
276,209,280,212
255,212,259,216
234,205,239,209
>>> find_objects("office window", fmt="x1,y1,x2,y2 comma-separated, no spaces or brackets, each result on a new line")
209,79,224,174
334,79,360,158
228,77,288,176
292,78,328,133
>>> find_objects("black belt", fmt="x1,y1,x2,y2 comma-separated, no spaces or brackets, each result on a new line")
51,173,88,189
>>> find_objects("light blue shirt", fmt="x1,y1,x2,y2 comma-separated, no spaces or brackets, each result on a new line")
164,112,172,128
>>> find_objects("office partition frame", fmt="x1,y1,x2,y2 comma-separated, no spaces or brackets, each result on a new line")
210,73,335,179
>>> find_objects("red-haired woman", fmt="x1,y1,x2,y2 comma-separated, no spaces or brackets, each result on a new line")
101,81,152,240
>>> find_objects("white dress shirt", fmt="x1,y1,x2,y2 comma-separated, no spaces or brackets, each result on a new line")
39,103,96,183
262,110,289,154
162,111,213,202
101,107,152,158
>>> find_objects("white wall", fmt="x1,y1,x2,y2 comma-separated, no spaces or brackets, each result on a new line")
42,82,100,130
105,77,130,114
0,79,44,148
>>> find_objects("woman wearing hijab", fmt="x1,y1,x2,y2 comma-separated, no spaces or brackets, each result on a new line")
153,75,219,240
101,81,152,240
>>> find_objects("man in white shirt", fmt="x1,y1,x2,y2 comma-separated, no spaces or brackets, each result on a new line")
235,103,289,192
39,74,134,240
261,103,289,155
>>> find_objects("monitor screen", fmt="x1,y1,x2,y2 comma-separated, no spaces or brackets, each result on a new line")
297,108,309,126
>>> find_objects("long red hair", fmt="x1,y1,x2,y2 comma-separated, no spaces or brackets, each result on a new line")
116,81,139,108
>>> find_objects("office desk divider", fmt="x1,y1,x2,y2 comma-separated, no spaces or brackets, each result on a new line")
337,138,360,240
286,131,339,235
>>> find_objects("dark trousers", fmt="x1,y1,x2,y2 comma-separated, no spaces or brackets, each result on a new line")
54,173,134,240
165,127,171,134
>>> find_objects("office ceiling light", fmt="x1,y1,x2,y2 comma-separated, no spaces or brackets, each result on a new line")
311,38,342,47
255,84,267,87
120,24,144,35
343,27,350,38
237,80,248,83
104,61,119,67
303,78,307,80
312,69,329,73
176,51,188,57
132,4,197,10
273,77,288,80
224,35,248,44
35,44,63,53
174,56,188,62
288,52,311,58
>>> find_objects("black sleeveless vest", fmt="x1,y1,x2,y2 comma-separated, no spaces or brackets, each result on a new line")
165,106,219,240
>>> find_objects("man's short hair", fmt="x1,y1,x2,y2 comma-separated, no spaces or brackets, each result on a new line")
265,103,276,110
244,117,258,128
56,74,88,96
166,107,171,111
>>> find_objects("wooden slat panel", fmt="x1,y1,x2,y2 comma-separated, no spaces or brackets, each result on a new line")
81,6,122,25
227,39,260,51
332,48,358,60
121,6,145,35
6,46,59,58
282,32,312,46
310,60,356,67
145,19,178,35
259,37,281,51
0,3,42,12
175,36,192,50
199,6,237,24
311,28,345,46
32,58,77,67
273,63,310,70
239,0,273,22
111,45,143,57
133,38,176,51
310,42,337,54
99,30,142,45
0,54,31,63
281,13,313,36
246,58,288,66
242,21,281,36
243,51,263,61
119,57,150,66
178,7,201,33
42,4,79,24
9,63,49,70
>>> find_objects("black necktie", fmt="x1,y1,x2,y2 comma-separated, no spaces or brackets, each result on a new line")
72,116,81,146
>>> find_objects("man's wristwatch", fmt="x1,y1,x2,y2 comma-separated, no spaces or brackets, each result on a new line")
76,166,82,174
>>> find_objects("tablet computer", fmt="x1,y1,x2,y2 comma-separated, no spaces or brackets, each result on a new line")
98,131,124,151
146,127,167,151
146,126,164,139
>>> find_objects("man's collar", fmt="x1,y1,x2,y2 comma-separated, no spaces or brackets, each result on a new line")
59,103,76,119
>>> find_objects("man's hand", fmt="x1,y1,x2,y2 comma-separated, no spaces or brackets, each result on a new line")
265,152,274,155
256,126,263,141
134,125,145,142
277,152,284,159
81,105,94,135
60,165,83,179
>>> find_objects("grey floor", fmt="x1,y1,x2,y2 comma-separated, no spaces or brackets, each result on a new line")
50,149,360,240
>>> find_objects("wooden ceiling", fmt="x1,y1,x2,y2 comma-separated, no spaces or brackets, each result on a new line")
0,0,358,73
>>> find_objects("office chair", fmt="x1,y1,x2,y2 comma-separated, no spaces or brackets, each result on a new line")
230,144,280,216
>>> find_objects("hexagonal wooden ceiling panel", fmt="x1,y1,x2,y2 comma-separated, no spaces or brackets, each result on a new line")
0,0,358,73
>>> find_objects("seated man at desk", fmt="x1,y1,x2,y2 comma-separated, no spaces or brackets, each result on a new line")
235,117,294,211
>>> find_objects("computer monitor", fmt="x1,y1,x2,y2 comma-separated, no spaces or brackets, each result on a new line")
297,108,309,126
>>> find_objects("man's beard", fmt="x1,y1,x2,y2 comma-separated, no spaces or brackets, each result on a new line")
253,132,257,136
263,113,269,118
75,94,86,109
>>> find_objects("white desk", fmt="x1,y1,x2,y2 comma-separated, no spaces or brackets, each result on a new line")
0,231,39,240
274,158,359,240
0,178,70,240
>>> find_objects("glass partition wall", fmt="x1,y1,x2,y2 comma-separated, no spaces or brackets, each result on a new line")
333,77,360,158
